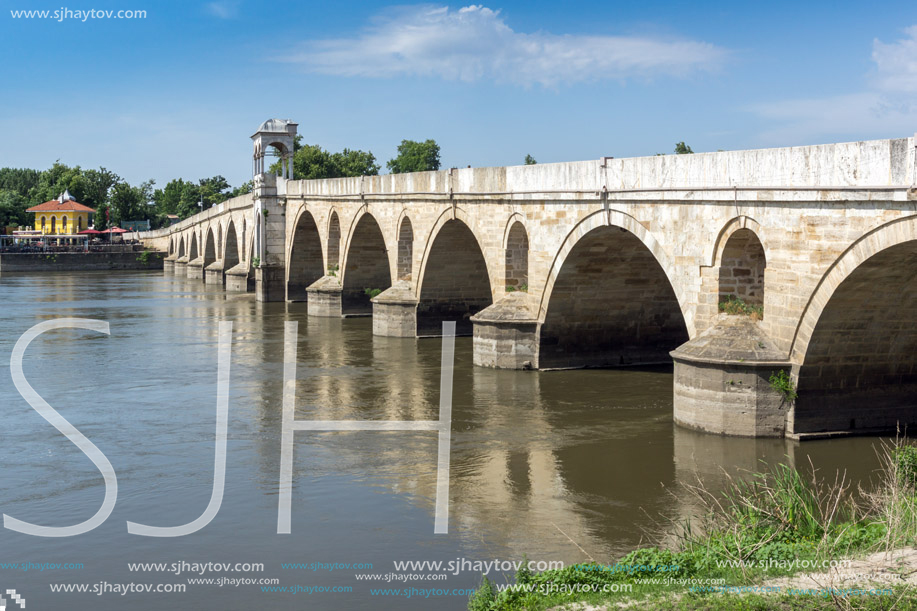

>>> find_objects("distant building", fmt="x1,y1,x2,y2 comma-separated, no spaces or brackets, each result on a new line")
122,219,151,232
26,190,95,235
166,214,180,226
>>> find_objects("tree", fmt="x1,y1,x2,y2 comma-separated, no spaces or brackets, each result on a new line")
524,154,537,165
674,142,694,154
270,142,380,179
386,139,441,174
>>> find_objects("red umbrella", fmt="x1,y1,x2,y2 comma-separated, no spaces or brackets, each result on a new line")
105,227,129,233
78,229,102,235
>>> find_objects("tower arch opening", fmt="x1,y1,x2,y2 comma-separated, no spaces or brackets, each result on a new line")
327,211,341,275
397,216,414,281
505,221,528,291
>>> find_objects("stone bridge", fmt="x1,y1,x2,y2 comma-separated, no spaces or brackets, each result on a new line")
138,120,917,440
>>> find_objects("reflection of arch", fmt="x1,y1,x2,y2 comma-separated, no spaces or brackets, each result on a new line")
286,209,323,301
341,212,392,315
504,219,528,290
718,229,766,308
417,212,492,336
792,216,917,434
223,221,240,269
327,211,341,273
203,227,216,267
539,213,687,369
538,210,684,323
397,215,414,281
791,215,917,363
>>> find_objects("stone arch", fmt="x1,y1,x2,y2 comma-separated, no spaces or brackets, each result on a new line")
286,208,323,301
241,216,247,261
223,220,240,269
708,216,768,268
327,210,341,274
791,215,917,434
397,214,414,281
717,229,766,309
178,236,185,258
504,218,529,291
538,211,688,369
538,209,685,322
203,227,217,268
417,209,492,336
189,232,199,260
341,212,392,315
217,224,223,258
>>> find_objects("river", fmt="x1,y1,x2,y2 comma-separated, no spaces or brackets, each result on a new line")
0,271,889,610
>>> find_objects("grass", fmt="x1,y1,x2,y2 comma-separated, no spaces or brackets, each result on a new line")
467,439,917,611
719,295,764,319
769,370,798,402
364,287,383,299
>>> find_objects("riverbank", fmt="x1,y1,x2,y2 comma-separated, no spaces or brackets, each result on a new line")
468,441,917,611
0,249,165,272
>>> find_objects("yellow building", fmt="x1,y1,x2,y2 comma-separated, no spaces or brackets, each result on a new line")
26,190,95,235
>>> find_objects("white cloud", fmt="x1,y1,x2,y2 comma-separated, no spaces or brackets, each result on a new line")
280,5,726,87
750,26,917,143
872,25,917,93
205,1,240,19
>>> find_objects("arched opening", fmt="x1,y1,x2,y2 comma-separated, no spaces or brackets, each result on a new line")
189,234,198,260
327,211,341,275
539,225,688,369
342,214,391,315
51,216,56,233
61,216,68,233
217,225,223,257
224,221,240,269
40,216,46,232
397,217,413,281
203,228,217,268
505,221,528,291
178,237,185,258
287,211,323,301
718,229,766,312
795,240,917,434
78,217,82,232
418,219,492,336
241,218,247,261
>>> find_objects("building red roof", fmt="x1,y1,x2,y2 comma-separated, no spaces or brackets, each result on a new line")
26,200,96,213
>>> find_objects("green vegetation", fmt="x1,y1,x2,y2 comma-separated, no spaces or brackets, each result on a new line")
768,370,798,402
506,284,528,293
719,294,764,318
327,264,339,277
250,256,260,268
137,250,152,264
387,139,441,174
467,440,917,610
524,154,537,165
268,135,380,179
675,141,694,155
364,287,383,299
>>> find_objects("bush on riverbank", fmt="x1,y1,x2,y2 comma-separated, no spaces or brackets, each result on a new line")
468,440,917,611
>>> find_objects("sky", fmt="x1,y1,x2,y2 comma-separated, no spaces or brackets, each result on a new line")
1,0,916,189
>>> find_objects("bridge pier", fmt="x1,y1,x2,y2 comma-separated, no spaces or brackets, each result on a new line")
225,264,252,292
671,318,790,438
163,255,177,274
371,282,417,337
471,293,539,369
187,258,204,279
255,267,285,302
205,262,224,285
306,276,343,317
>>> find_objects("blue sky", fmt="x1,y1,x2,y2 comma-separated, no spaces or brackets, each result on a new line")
1,1,916,189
